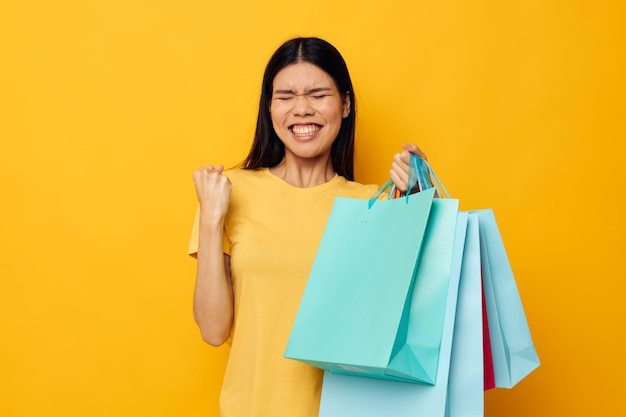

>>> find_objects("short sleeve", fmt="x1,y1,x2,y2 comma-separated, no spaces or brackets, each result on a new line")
187,206,200,256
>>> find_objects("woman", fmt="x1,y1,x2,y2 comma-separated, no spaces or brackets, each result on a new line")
189,37,426,417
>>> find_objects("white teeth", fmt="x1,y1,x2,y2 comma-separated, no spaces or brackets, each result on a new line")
291,125,320,136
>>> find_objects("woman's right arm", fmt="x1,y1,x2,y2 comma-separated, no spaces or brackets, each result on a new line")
192,164,233,346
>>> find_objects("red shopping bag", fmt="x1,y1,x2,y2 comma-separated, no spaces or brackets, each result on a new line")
482,275,496,390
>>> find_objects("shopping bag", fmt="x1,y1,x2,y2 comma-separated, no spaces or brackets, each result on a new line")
318,213,468,417
416,156,539,389
474,209,540,388
387,196,461,384
285,185,459,384
445,212,484,417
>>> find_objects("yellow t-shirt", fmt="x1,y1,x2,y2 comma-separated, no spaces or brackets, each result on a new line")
188,168,378,417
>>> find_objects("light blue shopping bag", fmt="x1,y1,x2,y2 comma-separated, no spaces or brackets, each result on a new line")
445,213,484,417
285,186,459,384
415,155,539,389
318,212,468,416
474,209,540,388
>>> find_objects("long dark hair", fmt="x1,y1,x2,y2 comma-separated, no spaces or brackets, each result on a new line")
241,37,356,181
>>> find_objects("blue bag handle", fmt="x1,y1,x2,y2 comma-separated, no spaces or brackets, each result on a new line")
368,154,450,208
368,179,395,208
367,161,420,208
412,155,450,199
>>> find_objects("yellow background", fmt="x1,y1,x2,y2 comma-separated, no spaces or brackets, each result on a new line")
1,0,624,416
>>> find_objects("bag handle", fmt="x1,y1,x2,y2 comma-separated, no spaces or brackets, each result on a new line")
367,179,396,208
414,155,450,199
367,154,450,208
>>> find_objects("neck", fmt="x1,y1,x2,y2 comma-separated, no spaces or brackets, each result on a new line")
270,155,335,188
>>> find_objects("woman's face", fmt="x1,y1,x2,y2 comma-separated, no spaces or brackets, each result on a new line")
270,62,350,164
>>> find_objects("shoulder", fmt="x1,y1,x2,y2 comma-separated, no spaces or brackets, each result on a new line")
223,168,278,204
223,167,268,185
332,176,379,199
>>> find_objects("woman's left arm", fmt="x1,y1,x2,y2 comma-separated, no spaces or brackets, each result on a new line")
389,143,427,192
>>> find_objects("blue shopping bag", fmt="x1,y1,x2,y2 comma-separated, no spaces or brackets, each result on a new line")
474,209,540,388
318,212,468,416
445,213,484,417
285,186,459,384
416,156,539,389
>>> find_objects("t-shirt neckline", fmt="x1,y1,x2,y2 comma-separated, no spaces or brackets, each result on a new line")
262,167,344,193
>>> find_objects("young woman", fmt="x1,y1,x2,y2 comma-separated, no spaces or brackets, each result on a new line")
189,37,426,417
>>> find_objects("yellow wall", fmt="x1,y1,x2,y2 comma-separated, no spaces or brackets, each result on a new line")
1,1,624,415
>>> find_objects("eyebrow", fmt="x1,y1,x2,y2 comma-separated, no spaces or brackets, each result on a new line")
273,87,333,95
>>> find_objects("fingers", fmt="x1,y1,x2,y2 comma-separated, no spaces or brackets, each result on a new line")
389,166,408,192
193,164,225,186
193,164,232,205
193,164,223,178
402,143,427,160
390,144,428,193
390,155,409,192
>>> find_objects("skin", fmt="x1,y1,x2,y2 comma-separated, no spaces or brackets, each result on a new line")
192,62,427,346
268,62,351,188
192,164,233,346
392,143,428,192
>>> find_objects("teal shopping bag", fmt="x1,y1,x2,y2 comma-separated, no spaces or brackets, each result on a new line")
285,187,455,384
385,197,461,384
474,209,540,388
317,213,468,416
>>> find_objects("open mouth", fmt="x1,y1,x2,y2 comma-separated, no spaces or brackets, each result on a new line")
290,124,321,137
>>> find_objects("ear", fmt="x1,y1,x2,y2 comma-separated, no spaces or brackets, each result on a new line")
342,92,351,118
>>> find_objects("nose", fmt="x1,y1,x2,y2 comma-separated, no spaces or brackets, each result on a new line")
292,94,315,116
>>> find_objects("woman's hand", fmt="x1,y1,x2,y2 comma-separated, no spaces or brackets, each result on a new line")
193,164,232,222
390,144,427,192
